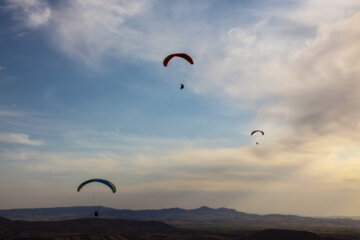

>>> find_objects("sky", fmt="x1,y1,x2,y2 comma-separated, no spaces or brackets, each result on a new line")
1,0,360,217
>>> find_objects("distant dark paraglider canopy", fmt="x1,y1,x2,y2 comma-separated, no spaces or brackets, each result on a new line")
163,53,194,67
77,179,116,193
180,84,184,89
251,130,264,136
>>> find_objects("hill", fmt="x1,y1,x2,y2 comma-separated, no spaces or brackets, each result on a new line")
0,217,183,240
1,206,359,230
2,206,360,239
0,217,335,240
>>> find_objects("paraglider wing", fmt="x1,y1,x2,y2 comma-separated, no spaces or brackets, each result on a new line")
163,53,194,67
251,130,264,136
77,179,116,193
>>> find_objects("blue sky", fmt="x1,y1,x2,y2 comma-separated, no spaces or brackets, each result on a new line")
1,0,360,217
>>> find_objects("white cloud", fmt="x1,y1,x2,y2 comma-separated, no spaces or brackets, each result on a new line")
5,0,51,28
266,0,360,27
35,0,360,105
0,110,20,117
50,0,153,68
0,132,44,146
5,0,214,69
0,144,304,191
271,12,360,143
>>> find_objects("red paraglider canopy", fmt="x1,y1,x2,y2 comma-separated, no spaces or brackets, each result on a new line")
163,53,194,67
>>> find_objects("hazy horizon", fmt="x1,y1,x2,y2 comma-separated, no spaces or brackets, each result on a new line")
2,205,360,219
1,0,360,217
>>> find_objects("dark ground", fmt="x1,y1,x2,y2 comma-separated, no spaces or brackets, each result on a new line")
0,216,356,240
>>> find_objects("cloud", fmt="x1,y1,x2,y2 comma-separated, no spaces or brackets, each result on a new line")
35,0,360,105
0,143,306,192
5,0,51,28
267,12,360,147
188,3,360,155
0,110,21,117
235,11,360,202
5,0,216,69
50,0,154,68
0,65,6,71
0,132,44,146
0,141,355,215
265,0,360,27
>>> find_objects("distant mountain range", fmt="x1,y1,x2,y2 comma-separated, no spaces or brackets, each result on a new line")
1,206,360,233
0,216,335,240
